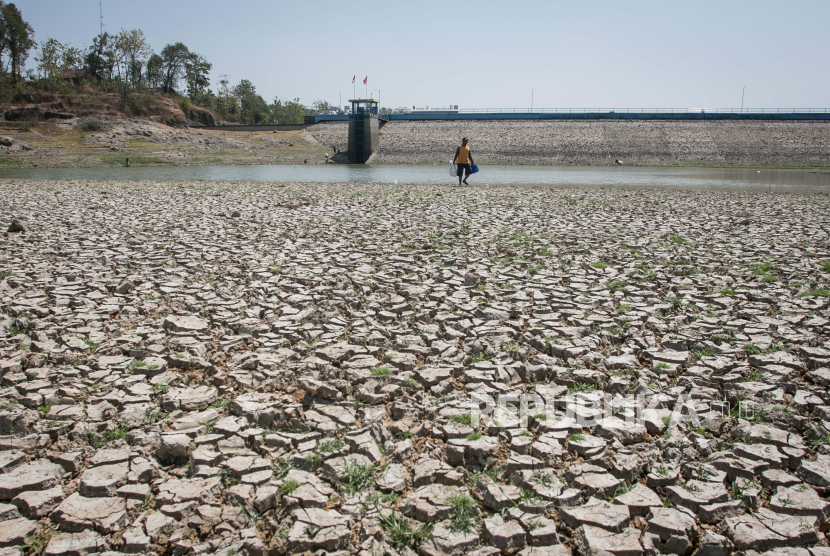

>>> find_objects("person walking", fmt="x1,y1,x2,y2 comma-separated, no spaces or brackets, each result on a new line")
453,137,475,186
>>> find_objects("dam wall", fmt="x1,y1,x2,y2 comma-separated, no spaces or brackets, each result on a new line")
306,119,830,166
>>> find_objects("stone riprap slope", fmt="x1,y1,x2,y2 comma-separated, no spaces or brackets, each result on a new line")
308,120,830,166
2,179,830,556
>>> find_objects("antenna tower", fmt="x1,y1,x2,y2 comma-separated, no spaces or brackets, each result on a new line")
99,2,104,35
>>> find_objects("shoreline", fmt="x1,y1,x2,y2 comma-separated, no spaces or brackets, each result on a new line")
0,117,828,170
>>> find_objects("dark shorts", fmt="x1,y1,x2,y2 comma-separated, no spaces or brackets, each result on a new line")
457,163,472,177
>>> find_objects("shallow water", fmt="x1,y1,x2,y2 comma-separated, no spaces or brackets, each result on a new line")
0,164,828,192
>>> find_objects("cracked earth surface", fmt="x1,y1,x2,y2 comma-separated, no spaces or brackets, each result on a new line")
1,179,830,556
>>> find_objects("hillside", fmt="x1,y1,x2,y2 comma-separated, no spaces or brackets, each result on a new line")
0,89,330,168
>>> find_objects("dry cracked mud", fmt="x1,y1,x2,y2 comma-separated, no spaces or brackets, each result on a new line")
1,179,830,556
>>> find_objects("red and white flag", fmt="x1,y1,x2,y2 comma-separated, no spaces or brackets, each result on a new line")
352,75,355,83
363,76,367,85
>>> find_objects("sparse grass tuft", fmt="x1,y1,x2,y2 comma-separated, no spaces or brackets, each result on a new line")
340,459,375,494
446,493,477,533
450,413,473,426
271,458,292,480
376,505,433,548
320,438,344,452
279,479,300,495
798,288,830,298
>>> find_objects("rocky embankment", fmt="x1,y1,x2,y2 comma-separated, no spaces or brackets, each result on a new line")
307,120,830,166
1,179,830,556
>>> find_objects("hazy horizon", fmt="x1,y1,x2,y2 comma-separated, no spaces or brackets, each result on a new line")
17,0,830,110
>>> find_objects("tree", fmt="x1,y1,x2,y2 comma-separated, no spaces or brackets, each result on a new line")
35,38,82,94
145,53,162,89
184,54,211,102
114,29,152,88
1,3,35,83
271,97,305,124
214,74,237,117
310,99,332,114
159,42,190,93
84,33,114,85
232,79,269,124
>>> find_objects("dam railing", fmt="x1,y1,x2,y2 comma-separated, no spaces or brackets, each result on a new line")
454,108,830,115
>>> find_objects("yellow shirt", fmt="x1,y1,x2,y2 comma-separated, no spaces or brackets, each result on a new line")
456,145,471,164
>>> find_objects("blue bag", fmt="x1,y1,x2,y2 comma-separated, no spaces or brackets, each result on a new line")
471,164,479,174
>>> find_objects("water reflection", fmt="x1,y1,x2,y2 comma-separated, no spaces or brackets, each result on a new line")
0,165,827,192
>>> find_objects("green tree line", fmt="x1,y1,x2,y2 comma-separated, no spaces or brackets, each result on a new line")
0,2,335,124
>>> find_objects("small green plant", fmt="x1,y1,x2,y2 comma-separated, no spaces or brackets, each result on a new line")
150,384,169,393
304,524,320,538
807,433,830,449
744,369,764,382
567,433,585,442
83,337,101,350
690,347,716,363
466,432,481,441
370,366,391,376
216,468,238,487
279,479,300,495
592,261,608,270
320,438,345,452
662,416,673,427
569,383,596,394
743,343,762,355
21,525,55,554
527,519,544,532
450,413,473,426
654,464,668,477
37,405,51,416
303,453,323,468
272,458,292,480
798,288,830,298
340,460,375,494
143,409,167,425
446,493,477,533
683,482,702,493
531,470,554,487
82,120,101,132
376,505,433,548
612,483,633,499
608,280,628,292
403,378,421,389
209,399,230,409
97,427,126,446
368,491,401,506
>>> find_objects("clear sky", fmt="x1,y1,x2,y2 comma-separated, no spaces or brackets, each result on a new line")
16,0,830,110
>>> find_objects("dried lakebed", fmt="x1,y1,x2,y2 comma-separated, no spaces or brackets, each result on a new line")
1,179,830,556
